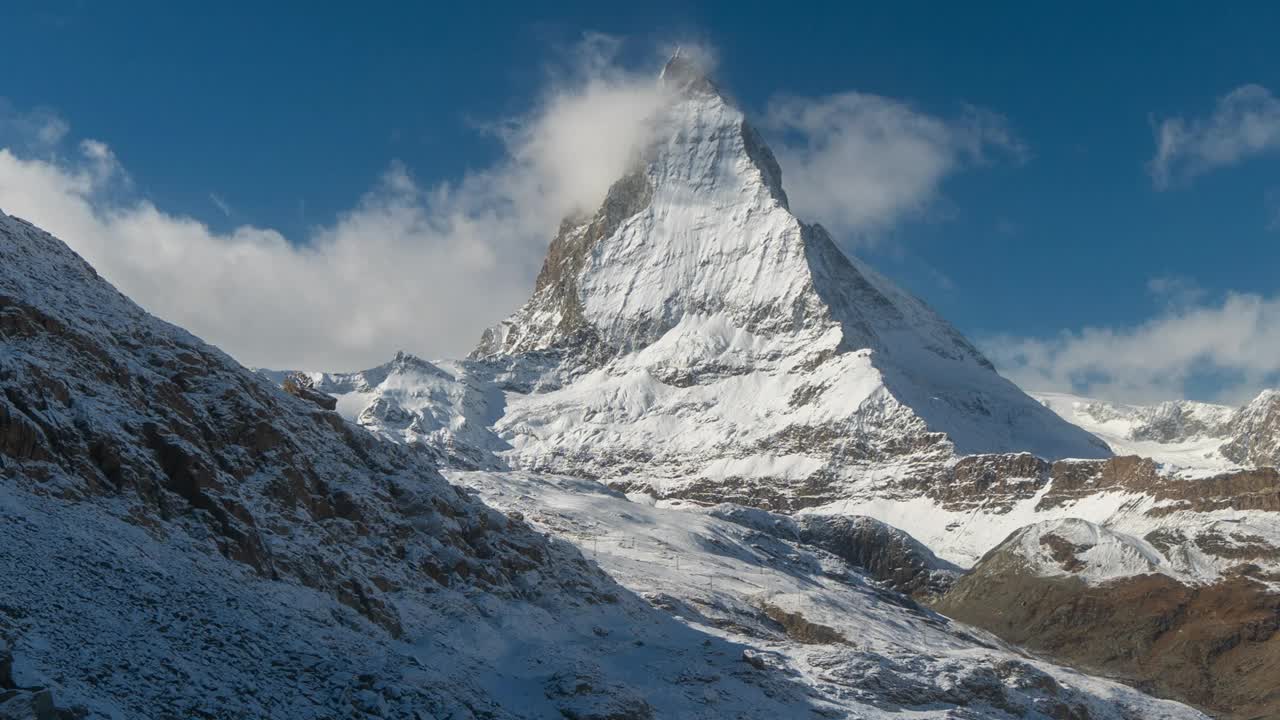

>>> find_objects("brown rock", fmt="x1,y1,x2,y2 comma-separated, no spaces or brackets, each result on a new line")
935,551,1280,719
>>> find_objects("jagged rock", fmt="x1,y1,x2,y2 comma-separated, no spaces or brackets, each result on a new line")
1037,390,1280,474
704,504,958,599
795,515,960,600
281,372,337,411
1222,390,1280,468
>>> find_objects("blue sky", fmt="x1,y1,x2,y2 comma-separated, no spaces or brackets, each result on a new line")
2,1,1279,402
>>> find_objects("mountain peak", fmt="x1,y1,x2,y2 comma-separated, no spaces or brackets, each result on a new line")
469,52,1107,463
659,50,718,95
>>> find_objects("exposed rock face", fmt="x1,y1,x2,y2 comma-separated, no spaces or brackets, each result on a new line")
280,371,337,411
705,504,960,599
472,169,654,368
1129,400,1234,443
1222,390,1280,468
795,515,960,600
935,521,1280,720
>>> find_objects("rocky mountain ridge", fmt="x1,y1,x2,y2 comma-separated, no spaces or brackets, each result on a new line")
1035,390,1280,474
936,518,1280,719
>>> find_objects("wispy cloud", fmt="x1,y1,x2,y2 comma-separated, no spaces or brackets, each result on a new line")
985,289,1280,404
209,192,232,218
0,36,1019,372
0,35,669,371
1266,186,1280,231
1145,274,1207,309
0,98,70,152
1150,84,1280,189
764,93,1027,244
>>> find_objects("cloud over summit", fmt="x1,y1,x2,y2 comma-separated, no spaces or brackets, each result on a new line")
0,36,1025,371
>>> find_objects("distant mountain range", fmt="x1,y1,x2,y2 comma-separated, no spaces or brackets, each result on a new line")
1036,390,1280,472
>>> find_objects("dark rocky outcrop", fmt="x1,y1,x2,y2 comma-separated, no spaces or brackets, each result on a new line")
795,515,959,600
0,211,637,716
471,169,653,366
705,505,959,600
280,372,337,411
1222,390,1280,469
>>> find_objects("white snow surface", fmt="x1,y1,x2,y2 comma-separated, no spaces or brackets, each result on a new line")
1033,392,1239,475
447,469,1206,719
1011,518,1176,583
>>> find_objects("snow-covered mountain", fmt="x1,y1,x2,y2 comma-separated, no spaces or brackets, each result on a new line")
1035,390,1280,474
471,55,1107,476
937,517,1280,719
261,352,509,471
270,56,1280,718
1,206,1210,718
1221,389,1280,468
316,55,1106,502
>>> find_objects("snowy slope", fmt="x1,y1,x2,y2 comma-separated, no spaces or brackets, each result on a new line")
0,208,929,719
1033,392,1238,473
449,469,1206,719
1034,390,1280,474
262,352,510,470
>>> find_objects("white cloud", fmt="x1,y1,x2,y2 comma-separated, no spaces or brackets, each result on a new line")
0,99,69,151
0,37,668,371
0,38,1013,372
1150,84,1280,189
985,291,1280,404
1145,274,1207,308
763,93,1026,243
